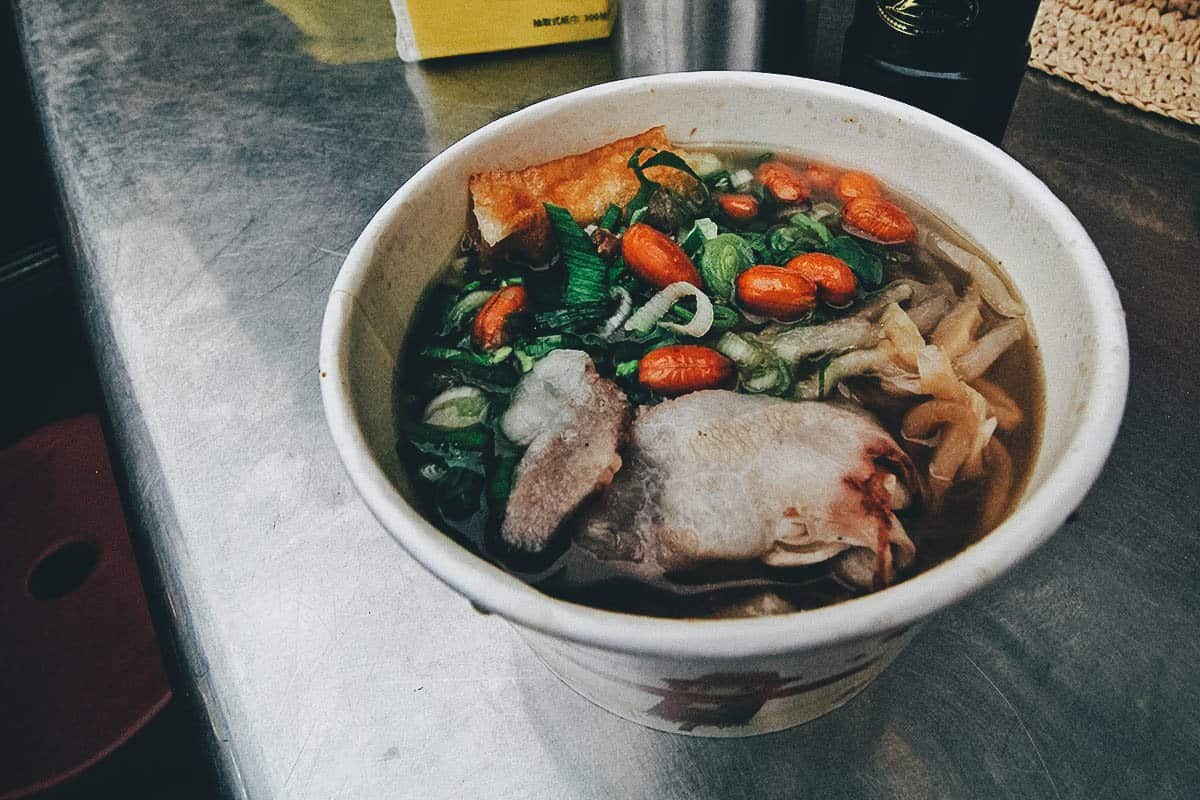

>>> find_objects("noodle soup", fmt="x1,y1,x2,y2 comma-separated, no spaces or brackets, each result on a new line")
395,128,1043,618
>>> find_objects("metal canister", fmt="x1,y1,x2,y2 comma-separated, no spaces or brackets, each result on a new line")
612,0,808,77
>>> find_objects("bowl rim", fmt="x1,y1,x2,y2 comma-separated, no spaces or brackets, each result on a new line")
319,71,1129,659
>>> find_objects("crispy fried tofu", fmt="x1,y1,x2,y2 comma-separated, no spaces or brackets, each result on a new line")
467,126,695,265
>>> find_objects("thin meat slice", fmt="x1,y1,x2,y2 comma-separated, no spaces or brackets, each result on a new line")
572,390,918,590
500,350,631,552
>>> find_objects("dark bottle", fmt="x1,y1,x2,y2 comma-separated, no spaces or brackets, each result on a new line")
840,0,1041,144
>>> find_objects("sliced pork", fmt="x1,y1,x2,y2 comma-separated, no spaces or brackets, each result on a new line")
571,390,918,590
500,350,631,552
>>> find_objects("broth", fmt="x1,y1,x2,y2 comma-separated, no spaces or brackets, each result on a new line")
395,140,1044,618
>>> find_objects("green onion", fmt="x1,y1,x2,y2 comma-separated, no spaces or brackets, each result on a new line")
440,289,493,335
598,204,621,231
716,332,763,368
615,359,639,377
703,170,734,193
418,347,520,393
423,386,489,429
533,303,610,333
486,450,521,510
717,332,792,397
544,203,608,306
418,463,448,482
597,286,634,339
742,364,791,395
421,346,489,366
679,217,718,258
710,304,739,332
810,201,840,223
698,233,754,300
521,335,566,358
624,282,714,338
401,420,490,452
399,421,492,524
730,168,754,190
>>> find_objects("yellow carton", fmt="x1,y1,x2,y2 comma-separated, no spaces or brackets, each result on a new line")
391,0,615,61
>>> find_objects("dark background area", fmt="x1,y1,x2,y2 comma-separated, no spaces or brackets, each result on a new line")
0,0,93,446
2,3,219,797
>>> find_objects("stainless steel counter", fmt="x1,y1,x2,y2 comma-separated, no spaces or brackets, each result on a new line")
14,1,1200,797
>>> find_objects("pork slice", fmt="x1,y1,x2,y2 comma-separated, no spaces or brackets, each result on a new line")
573,390,918,590
500,350,631,552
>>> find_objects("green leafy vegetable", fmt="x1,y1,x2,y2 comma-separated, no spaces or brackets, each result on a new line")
520,334,570,359
605,257,640,294
820,235,884,288
485,425,522,524
679,217,719,258
626,146,706,217
739,230,768,258
410,284,461,341
598,203,621,231
615,359,639,377
703,170,734,193
402,420,490,452
400,421,490,523
767,225,820,261
418,347,520,393
699,233,754,299
442,289,494,335
422,346,504,366
710,303,740,331
486,451,519,507
532,302,610,333
737,225,814,266
544,203,608,306
429,469,485,523
788,212,834,245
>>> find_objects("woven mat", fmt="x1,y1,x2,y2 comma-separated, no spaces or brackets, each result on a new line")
1030,0,1200,125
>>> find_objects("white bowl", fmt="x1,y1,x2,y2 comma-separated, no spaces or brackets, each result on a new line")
319,72,1128,736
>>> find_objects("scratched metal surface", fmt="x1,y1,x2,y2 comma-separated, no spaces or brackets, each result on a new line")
13,1,1200,797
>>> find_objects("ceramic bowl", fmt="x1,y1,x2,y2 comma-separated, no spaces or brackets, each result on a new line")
319,72,1128,736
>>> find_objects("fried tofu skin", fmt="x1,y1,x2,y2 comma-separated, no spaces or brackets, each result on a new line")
468,126,695,266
